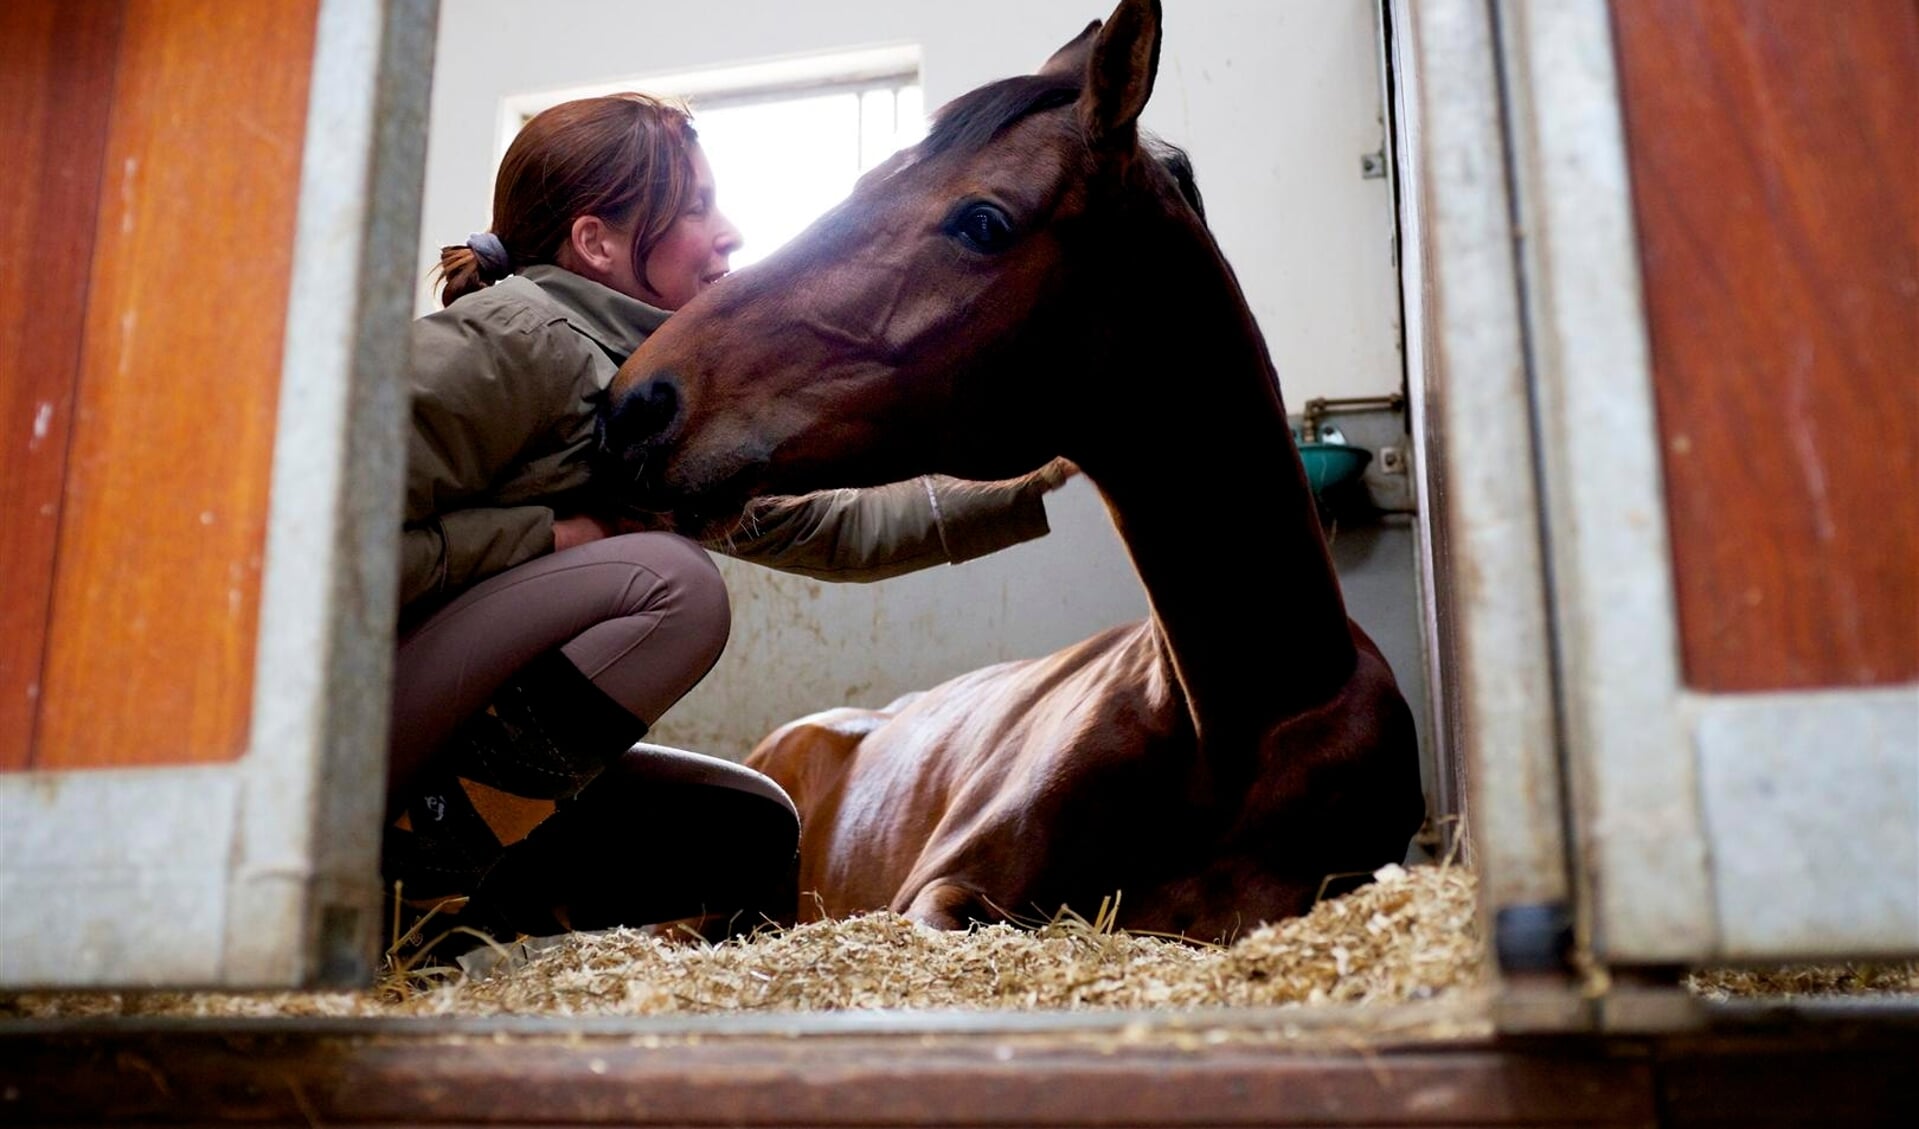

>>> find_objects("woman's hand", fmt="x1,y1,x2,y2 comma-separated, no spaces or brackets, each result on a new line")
1023,456,1080,494
552,513,614,552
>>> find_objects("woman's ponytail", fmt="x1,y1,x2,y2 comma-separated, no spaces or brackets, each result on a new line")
434,232,514,306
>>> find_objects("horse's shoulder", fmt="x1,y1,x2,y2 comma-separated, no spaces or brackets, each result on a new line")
1255,619,1417,771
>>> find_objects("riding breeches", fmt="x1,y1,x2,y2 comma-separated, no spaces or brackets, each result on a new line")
385,531,731,805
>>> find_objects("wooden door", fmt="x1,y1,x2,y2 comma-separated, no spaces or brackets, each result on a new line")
1501,0,1918,964
0,0,432,989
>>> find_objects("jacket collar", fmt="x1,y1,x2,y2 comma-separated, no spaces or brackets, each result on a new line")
521,264,671,361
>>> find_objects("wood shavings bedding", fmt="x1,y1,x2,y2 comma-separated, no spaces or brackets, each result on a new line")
2,863,1480,1020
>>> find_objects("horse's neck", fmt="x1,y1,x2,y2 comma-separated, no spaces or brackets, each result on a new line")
1081,258,1358,740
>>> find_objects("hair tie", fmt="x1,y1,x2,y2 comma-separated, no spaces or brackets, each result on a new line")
465,231,511,281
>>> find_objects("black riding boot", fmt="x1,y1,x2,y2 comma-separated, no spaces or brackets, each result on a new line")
383,649,646,952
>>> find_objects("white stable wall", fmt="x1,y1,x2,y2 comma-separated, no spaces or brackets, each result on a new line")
420,0,1414,762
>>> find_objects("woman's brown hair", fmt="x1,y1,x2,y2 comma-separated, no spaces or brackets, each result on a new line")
436,92,700,306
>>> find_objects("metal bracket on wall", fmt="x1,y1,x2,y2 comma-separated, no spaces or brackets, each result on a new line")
1300,393,1406,442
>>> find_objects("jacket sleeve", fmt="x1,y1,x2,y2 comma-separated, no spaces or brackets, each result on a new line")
714,474,1053,582
399,507,553,609
401,306,593,608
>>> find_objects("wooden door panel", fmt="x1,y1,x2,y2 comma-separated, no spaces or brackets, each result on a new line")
31,0,318,769
0,1,125,770
1610,0,1919,692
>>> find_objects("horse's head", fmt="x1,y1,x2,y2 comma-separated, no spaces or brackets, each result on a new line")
603,0,1200,534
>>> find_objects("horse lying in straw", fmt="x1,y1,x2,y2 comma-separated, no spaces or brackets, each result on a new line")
602,0,1426,941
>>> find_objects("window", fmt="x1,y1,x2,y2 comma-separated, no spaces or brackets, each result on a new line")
500,46,926,271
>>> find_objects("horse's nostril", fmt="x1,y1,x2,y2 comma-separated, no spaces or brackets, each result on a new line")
611,374,682,448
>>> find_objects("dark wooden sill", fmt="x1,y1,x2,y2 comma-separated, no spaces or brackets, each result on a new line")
3,1000,1916,1126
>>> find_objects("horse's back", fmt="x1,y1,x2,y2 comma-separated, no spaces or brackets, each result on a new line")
759,621,1177,921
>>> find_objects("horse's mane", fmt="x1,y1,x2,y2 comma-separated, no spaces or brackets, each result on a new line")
1148,140,1206,224
923,73,1082,159
926,72,1206,229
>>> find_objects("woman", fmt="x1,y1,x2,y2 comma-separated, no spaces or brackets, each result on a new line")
388,93,1068,947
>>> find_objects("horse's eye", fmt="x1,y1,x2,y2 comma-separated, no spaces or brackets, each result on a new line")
949,202,1014,253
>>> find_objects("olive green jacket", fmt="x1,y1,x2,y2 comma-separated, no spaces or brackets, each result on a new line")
402,265,1051,616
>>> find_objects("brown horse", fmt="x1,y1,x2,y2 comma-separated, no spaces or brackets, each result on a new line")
602,0,1425,941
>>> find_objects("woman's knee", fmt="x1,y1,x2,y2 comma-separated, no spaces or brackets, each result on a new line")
557,534,730,717
611,531,726,620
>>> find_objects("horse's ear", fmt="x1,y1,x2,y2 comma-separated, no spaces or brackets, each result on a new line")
1039,19,1101,78
1080,0,1161,149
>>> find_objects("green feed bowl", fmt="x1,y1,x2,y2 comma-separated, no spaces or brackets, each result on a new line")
1296,442,1373,495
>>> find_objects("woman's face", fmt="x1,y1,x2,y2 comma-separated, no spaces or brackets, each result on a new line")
638,145,741,310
